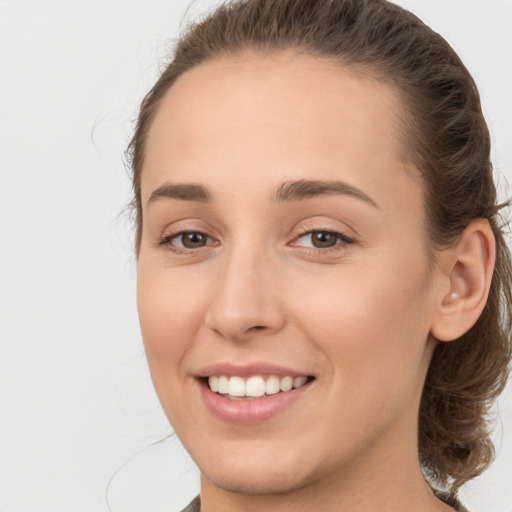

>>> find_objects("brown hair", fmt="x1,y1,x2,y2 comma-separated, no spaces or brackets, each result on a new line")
127,0,512,494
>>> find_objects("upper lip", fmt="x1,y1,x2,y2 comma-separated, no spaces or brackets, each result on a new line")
195,362,313,379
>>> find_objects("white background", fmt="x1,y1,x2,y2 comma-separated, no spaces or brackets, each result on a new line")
0,1,511,511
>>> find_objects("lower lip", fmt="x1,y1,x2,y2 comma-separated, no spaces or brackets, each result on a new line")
198,380,312,424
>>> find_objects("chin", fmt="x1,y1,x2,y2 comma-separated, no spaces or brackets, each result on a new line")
193,440,315,496
203,464,310,496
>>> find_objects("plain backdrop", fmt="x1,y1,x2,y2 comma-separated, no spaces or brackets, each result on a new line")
0,1,511,511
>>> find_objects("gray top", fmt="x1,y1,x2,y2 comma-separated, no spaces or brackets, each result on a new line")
180,490,469,512
181,496,200,512
433,489,470,512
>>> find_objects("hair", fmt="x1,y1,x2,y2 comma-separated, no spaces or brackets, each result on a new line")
126,0,512,495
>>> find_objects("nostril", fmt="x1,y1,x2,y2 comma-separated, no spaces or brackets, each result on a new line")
249,325,267,333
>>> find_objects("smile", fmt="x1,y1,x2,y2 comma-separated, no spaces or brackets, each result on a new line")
197,366,315,423
207,375,310,400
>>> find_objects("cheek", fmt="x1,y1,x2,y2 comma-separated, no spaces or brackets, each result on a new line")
136,264,204,376
291,256,434,403
136,263,211,431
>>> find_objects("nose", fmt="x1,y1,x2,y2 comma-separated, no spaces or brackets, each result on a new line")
204,246,285,341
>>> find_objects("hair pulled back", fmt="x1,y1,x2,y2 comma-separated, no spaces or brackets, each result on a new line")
127,0,512,494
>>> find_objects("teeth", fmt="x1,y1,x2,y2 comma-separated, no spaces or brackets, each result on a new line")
207,374,310,398
246,376,266,397
209,376,219,392
265,375,280,395
293,376,308,389
228,376,245,397
280,376,293,392
217,375,229,394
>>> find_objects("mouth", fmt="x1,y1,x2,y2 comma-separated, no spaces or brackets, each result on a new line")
204,374,314,400
196,363,315,423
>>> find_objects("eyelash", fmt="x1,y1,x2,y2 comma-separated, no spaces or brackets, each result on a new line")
157,230,218,254
157,228,355,255
293,228,355,253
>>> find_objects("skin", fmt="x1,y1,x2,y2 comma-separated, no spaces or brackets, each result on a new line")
136,52,468,512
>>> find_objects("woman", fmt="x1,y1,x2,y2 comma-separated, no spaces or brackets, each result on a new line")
127,0,512,510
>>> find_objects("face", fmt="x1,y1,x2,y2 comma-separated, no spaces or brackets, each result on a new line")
137,52,442,499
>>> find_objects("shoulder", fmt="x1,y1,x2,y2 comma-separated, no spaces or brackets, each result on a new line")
180,495,200,512
433,489,470,512
179,492,470,512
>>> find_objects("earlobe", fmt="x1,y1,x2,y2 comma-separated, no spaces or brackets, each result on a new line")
430,219,496,342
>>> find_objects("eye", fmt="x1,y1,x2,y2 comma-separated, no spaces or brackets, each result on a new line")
176,232,208,248
293,230,354,249
161,231,218,251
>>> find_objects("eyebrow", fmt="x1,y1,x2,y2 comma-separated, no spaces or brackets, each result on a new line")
147,179,378,208
273,179,379,208
147,183,213,206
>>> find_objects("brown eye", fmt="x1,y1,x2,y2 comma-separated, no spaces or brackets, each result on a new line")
179,232,208,249
292,229,354,251
310,231,340,248
160,230,219,253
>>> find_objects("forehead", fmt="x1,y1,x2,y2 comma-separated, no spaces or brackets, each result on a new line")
142,51,421,217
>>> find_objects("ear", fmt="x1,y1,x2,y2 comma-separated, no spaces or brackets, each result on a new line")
430,218,496,342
